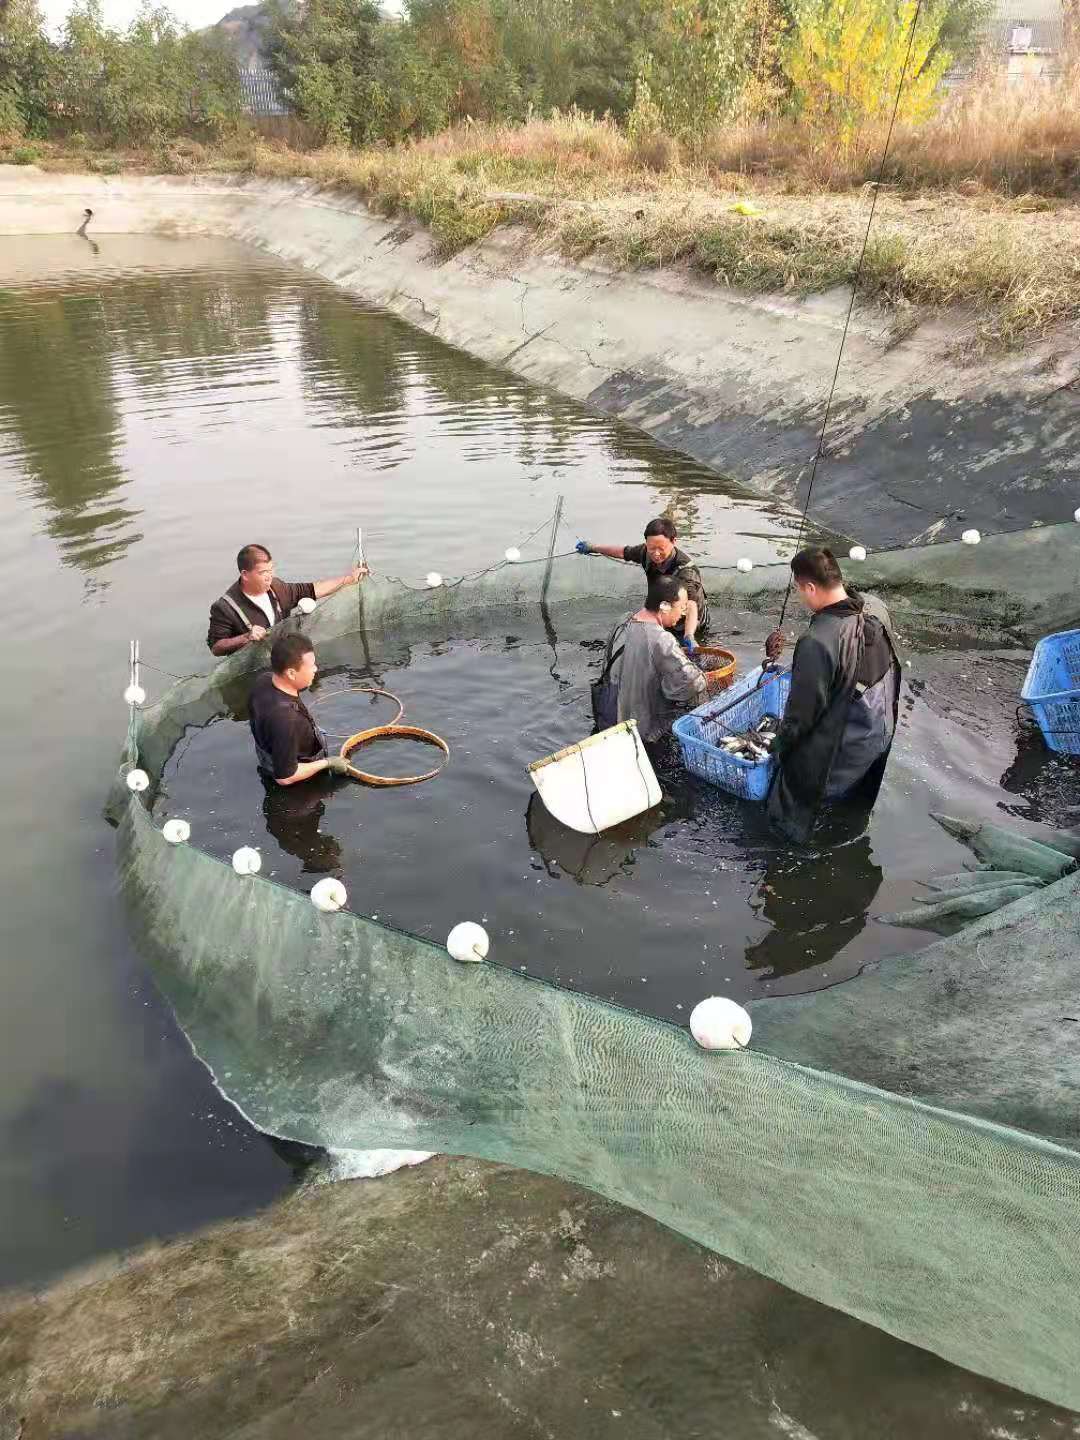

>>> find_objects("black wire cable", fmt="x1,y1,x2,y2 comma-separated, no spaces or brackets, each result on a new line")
777,0,927,630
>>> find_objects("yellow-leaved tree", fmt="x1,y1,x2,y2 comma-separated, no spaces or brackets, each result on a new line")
783,0,952,140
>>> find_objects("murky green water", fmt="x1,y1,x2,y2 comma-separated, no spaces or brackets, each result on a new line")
1,234,1075,1434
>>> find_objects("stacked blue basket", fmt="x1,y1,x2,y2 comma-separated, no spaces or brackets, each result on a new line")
673,666,791,800
1021,629,1080,755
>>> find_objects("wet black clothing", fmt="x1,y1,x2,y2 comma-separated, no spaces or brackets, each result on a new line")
248,671,325,781
767,592,901,844
622,544,710,637
206,577,316,653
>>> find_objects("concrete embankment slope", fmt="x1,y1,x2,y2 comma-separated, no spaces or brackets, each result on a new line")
3,166,1080,550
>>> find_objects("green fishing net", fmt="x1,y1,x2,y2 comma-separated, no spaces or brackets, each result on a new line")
114,543,1080,1411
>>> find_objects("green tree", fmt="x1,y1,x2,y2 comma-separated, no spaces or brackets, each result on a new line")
53,1,240,143
405,0,522,125
0,0,54,137
267,0,391,144
636,0,762,136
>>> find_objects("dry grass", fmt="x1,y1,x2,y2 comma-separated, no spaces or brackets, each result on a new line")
699,71,1080,195
8,81,1080,350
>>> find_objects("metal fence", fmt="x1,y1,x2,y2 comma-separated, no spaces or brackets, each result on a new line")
238,68,289,117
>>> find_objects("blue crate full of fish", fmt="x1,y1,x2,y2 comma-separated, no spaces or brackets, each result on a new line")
673,666,791,800
1021,628,1080,755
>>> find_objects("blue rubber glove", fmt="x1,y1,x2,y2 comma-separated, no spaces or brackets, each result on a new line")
680,635,697,654
575,540,591,555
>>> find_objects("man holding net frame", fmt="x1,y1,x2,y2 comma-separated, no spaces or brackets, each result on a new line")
207,543,367,657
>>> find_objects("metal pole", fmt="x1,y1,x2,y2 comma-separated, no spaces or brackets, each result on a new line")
540,494,564,606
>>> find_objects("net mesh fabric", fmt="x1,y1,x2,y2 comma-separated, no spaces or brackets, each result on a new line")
114,547,1080,1411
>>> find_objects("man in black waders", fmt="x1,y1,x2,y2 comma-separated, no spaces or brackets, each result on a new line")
575,517,710,653
764,548,901,844
249,633,351,786
207,543,366,657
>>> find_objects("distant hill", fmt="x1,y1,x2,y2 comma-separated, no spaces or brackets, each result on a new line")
207,2,294,70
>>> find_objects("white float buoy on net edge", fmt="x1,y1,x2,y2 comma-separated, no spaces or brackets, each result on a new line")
848,545,867,562
1073,507,1080,523
162,818,191,845
426,572,443,589
736,558,754,574
504,547,522,563
690,996,752,1051
123,683,146,706
311,877,347,912
961,528,981,545
232,846,261,876
126,768,150,793
297,596,317,615
447,921,489,963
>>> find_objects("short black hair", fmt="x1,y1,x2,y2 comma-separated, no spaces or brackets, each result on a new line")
645,573,687,612
791,547,843,588
643,517,677,542
237,544,272,573
271,632,314,676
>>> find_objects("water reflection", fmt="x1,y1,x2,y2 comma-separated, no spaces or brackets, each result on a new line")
998,724,1080,830
0,265,279,584
260,776,343,875
746,835,884,979
526,792,654,886
294,291,601,477
0,286,131,581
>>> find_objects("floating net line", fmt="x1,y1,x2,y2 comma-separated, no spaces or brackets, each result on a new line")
113,547,1080,1410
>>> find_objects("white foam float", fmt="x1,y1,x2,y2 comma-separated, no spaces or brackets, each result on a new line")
447,921,490,962
162,818,191,844
504,547,522,563
690,997,753,1051
1073,507,1080,523
232,846,261,876
848,545,867,561
123,683,146,706
297,596,317,615
126,768,150,793
961,529,981,545
528,719,661,835
311,877,347,912
736,558,754,573
426,572,443,588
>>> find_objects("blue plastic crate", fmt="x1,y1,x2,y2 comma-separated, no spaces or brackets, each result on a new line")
1021,628,1080,755
673,666,791,800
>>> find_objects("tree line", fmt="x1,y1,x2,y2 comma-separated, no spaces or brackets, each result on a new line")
1,0,990,149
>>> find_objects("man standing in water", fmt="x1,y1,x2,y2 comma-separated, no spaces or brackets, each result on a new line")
611,574,709,743
207,543,367,656
249,633,351,786
765,548,901,844
576,518,710,651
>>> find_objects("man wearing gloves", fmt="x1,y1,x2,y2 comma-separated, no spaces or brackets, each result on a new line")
248,633,352,786
610,574,709,743
576,518,710,654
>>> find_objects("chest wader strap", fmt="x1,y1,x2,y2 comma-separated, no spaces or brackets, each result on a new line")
220,592,256,634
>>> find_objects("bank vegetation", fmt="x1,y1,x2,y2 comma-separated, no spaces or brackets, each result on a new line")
3,0,1080,349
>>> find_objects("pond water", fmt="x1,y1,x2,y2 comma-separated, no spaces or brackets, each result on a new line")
156,618,1058,1018
2,233,1077,1434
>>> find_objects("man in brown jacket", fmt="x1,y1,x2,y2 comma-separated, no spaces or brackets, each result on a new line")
206,543,366,656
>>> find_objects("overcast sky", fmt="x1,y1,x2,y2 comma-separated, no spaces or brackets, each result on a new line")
40,0,231,35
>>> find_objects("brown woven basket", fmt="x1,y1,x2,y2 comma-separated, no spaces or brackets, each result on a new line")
696,645,737,690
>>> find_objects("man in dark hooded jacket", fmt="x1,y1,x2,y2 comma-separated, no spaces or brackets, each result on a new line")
764,548,901,844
